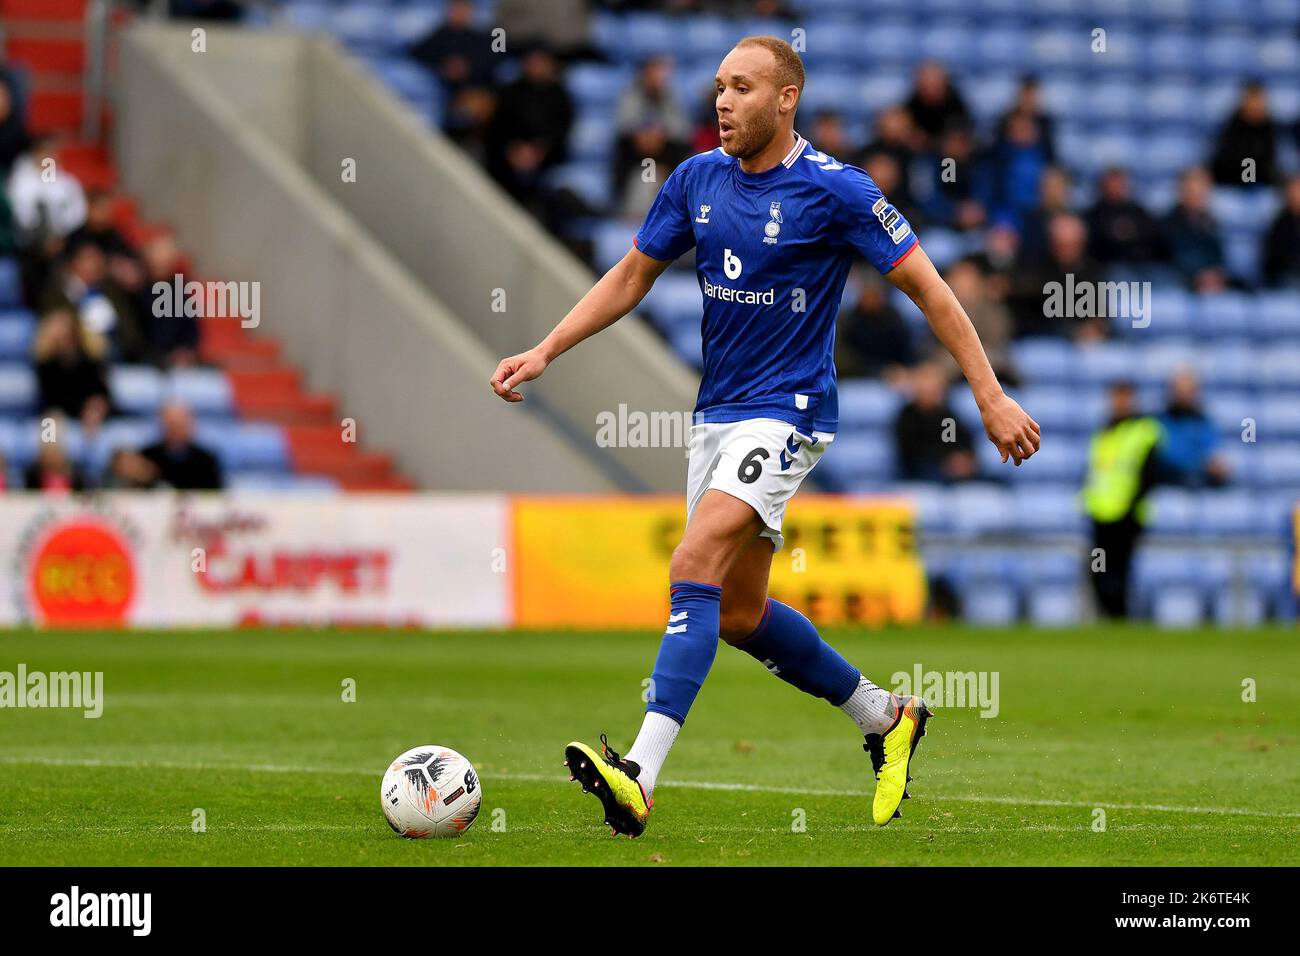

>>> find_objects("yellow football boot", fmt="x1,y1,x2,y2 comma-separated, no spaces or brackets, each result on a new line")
564,734,652,838
865,694,932,826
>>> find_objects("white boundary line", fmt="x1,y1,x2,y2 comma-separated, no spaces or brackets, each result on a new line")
3,755,1298,820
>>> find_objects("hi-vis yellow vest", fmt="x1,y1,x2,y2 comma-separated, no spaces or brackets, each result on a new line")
1082,417,1163,524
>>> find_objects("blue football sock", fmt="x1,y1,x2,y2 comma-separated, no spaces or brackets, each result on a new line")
644,581,722,725
735,598,860,705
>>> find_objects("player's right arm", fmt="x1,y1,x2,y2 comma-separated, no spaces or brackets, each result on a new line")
488,247,672,402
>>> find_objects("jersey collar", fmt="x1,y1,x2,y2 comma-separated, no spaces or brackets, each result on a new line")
732,131,806,184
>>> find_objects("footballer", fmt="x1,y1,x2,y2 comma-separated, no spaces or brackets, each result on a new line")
489,37,1040,837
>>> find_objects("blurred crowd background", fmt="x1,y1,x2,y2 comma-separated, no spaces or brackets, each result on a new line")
2,0,1298,624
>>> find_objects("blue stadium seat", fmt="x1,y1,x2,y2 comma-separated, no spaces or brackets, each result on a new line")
1013,485,1086,534
1257,444,1300,486
837,379,903,429
0,363,36,414
370,59,439,102
544,163,610,211
960,580,1020,625
568,114,615,162
201,423,290,472
949,483,1013,535
640,273,702,332
1197,341,1256,389
1257,292,1300,339
1214,587,1268,626
1257,394,1300,440
0,259,22,309
896,481,954,533
166,368,235,416
566,63,630,110
1259,346,1300,389
0,311,34,360
1028,586,1083,626
1146,487,1198,533
228,471,340,493
818,432,896,488
108,366,164,417
1010,338,1076,386
1153,587,1206,627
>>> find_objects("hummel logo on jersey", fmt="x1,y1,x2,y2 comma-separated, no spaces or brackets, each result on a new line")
780,432,801,470
763,201,783,245
695,203,711,223
803,150,844,171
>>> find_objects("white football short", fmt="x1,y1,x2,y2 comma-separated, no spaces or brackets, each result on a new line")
685,417,834,552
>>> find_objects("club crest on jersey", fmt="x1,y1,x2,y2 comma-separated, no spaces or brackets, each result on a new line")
695,203,711,224
763,201,783,245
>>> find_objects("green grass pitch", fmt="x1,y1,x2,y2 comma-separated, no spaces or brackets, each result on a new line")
1,625,1297,866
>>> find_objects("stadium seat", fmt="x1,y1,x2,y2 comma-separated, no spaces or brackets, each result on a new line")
961,581,1020,625
0,363,36,414
1028,585,1083,626
1013,485,1087,535
0,258,22,308
166,368,235,416
108,365,164,416
1195,488,1256,537
818,432,897,488
1153,587,1205,627
837,379,903,430
0,311,34,360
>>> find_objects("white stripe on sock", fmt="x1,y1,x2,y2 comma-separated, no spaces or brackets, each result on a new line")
838,676,897,736
625,711,680,797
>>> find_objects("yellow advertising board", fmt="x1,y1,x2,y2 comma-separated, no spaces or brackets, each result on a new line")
512,495,925,628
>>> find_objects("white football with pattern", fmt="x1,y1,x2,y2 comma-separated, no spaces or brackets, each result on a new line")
380,745,482,838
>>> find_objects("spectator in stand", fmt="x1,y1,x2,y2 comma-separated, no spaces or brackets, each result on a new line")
893,361,978,483
835,276,916,383
408,0,498,155
935,258,1018,387
0,74,30,176
495,0,598,63
1019,165,1073,258
167,0,245,20
32,307,111,431
8,135,87,304
484,45,573,206
997,76,1056,163
1010,213,1107,339
67,190,134,259
809,110,856,163
1162,167,1228,292
902,62,970,151
1085,167,1163,266
1262,172,1300,287
101,448,163,490
0,451,7,491
860,151,921,232
7,135,86,242
916,122,986,232
138,234,200,367
856,106,918,206
24,430,85,493
40,236,148,363
1156,368,1229,488
1210,81,1278,187
980,109,1051,229
141,402,223,490
616,123,677,220
612,56,691,198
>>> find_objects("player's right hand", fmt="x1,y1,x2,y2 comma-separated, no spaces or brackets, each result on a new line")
489,348,548,403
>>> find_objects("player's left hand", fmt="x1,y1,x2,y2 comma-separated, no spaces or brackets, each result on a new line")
980,393,1040,466
489,348,549,403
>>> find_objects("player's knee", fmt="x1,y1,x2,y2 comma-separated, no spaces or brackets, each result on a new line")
718,604,765,645
669,540,725,585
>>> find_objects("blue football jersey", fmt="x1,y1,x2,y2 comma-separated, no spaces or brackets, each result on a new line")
634,132,919,433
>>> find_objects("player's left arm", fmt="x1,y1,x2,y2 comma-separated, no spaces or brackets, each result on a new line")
887,246,1040,465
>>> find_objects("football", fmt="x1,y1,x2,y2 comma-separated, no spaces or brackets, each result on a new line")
380,745,482,839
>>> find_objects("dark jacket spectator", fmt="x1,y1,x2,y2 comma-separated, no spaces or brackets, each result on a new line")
409,0,497,95
137,234,200,367
1085,167,1164,265
485,46,573,203
40,235,149,363
101,448,163,490
1009,213,1108,339
893,362,978,483
1162,167,1227,291
0,72,30,177
902,62,970,149
979,109,1051,229
997,76,1056,164
32,307,111,426
1262,173,1300,287
1210,82,1278,187
140,402,223,490
856,106,918,207
836,280,916,381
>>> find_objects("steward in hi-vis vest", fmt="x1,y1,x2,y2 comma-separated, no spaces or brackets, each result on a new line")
1083,382,1164,619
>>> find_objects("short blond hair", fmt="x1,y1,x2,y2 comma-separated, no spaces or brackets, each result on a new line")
735,35,805,94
